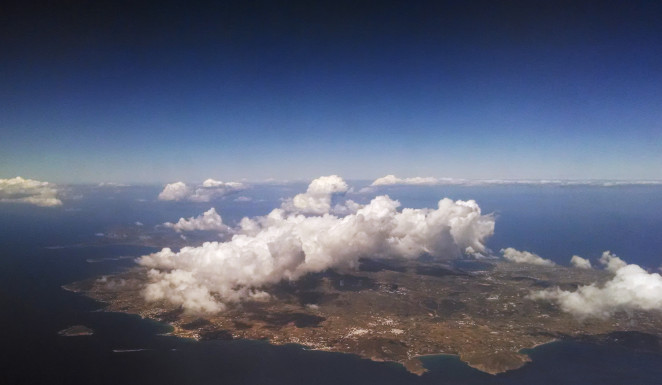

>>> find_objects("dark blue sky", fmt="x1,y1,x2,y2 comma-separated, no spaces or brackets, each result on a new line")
2,1,661,183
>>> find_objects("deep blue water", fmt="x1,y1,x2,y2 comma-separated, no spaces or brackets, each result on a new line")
1,184,661,385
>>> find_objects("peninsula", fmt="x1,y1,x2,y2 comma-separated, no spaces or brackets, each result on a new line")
65,258,662,375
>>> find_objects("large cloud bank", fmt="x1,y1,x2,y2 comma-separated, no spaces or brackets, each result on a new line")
158,179,244,202
501,247,555,266
0,177,62,207
530,251,662,319
139,175,495,313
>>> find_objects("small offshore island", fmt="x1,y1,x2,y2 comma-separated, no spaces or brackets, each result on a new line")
66,258,662,375
58,325,94,337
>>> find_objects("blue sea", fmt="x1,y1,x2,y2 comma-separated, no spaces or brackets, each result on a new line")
1,183,661,384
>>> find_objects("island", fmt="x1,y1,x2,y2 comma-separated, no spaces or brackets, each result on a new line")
58,325,94,337
64,258,662,375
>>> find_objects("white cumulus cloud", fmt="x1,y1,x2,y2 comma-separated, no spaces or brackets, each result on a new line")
530,251,662,319
139,175,495,313
158,182,190,201
158,179,245,202
163,208,230,233
0,177,62,207
281,175,349,214
570,255,592,269
501,247,556,266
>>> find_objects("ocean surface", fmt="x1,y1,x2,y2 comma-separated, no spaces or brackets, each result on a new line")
1,183,661,385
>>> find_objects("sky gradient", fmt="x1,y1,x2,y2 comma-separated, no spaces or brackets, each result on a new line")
2,1,661,183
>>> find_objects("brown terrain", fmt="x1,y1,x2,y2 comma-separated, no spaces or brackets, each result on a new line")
65,258,662,375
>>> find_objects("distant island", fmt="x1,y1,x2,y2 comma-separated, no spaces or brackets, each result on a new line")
65,259,662,375
58,325,94,337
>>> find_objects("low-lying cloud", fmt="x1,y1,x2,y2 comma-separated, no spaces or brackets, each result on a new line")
164,207,230,233
368,175,662,188
371,175,441,186
139,175,495,313
0,177,62,207
530,251,662,319
158,179,244,202
501,247,555,266
570,255,592,269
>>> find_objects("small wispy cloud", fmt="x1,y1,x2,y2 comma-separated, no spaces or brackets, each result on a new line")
371,175,441,186
97,182,130,187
